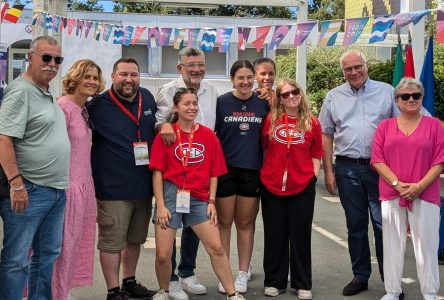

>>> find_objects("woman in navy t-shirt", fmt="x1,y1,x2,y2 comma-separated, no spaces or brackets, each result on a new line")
215,60,269,293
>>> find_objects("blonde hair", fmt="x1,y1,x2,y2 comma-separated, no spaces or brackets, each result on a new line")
270,78,313,138
63,59,105,95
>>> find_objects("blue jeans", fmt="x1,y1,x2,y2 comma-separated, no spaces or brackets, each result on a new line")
170,226,200,281
0,181,66,300
439,197,444,251
335,160,383,283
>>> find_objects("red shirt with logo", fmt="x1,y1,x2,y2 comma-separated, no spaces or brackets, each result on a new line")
150,124,227,201
260,114,323,196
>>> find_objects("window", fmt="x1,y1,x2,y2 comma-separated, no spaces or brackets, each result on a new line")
122,44,149,74
238,48,264,63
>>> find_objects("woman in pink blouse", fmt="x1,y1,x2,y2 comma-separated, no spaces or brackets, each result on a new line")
53,59,105,300
371,77,444,300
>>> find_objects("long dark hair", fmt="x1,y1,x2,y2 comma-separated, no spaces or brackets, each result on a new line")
169,87,198,123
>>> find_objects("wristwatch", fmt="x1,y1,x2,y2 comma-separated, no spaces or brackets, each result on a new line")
391,180,399,187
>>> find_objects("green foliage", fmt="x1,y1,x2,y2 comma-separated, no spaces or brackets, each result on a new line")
68,0,104,11
309,0,344,21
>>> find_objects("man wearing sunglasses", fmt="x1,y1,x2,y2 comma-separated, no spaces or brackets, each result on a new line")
318,50,396,297
155,46,219,300
0,35,70,299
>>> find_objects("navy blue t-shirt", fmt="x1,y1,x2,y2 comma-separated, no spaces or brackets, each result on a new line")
215,92,269,170
87,87,157,200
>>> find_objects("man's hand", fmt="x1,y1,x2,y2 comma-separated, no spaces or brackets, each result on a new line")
10,186,28,213
324,170,337,195
160,123,176,146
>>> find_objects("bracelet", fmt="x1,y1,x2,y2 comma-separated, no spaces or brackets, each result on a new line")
10,184,25,193
7,173,21,184
208,199,216,204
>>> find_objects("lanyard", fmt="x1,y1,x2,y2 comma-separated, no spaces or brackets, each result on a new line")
109,88,143,141
175,123,196,189
282,114,295,191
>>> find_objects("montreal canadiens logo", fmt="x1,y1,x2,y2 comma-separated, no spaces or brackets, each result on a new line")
273,124,305,144
174,143,205,164
239,123,249,130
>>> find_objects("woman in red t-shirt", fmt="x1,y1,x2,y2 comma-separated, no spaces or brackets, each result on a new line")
149,88,245,300
260,79,323,299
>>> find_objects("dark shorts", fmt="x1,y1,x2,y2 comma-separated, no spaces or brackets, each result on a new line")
216,166,260,198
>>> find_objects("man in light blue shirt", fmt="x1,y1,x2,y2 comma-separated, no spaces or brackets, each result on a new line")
319,50,394,297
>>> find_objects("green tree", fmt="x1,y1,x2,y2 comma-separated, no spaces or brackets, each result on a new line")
309,0,344,21
68,0,104,11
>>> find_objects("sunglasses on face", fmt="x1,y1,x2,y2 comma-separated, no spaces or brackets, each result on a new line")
32,52,64,65
397,93,422,101
279,88,300,100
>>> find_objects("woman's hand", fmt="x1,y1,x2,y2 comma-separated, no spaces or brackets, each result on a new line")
399,182,422,201
156,205,171,230
207,203,218,226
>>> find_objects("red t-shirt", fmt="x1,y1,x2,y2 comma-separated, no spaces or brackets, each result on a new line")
150,124,227,201
260,114,323,195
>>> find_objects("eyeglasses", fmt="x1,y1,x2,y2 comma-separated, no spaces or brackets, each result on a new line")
397,92,422,101
343,64,363,74
279,88,300,100
181,63,206,69
81,109,94,129
31,52,64,65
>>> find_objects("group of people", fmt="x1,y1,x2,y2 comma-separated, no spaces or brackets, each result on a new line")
0,34,442,300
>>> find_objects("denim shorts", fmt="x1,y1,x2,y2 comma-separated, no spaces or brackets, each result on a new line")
152,181,209,229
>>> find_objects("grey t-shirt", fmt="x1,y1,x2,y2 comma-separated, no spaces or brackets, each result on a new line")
0,76,70,189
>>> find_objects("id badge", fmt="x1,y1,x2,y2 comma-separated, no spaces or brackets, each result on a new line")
176,189,191,213
133,141,149,166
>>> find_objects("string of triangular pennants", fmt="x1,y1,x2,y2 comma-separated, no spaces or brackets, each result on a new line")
32,9,444,52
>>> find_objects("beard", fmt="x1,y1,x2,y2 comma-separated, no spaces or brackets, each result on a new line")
115,81,139,99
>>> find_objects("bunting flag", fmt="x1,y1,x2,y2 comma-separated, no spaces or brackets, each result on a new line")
238,27,251,50
252,26,271,52
268,25,291,51
343,17,369,46
160,28,172,46
102,24,114,42
200,28,217,52
122,26,134,46
93,23,103,41
76,20,84,37
174,28,187,49
188,28,200,48
420,37,435,115
319,20,342,47
369,15,395,43
404,41,415,78
217,28,233,53
45,14,53,30
395,9,430,27
1,2,9,22
67,18,76,35
113,25,124,44
438,10,444,44
293,22,317,47
62,17,68,29
53,15,61,33
84,20,93,38
31,12,39,26
131,26,145,45
147,27,160,48
3,4,24,24
392,39,404,87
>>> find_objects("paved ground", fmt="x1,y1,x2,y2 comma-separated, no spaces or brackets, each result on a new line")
1,170,443,299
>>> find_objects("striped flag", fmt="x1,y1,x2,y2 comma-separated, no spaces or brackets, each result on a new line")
319,20,342,47
112,26,123,44
0,2,8,22
200,28,217,52
369,15,395,43
3,4,24,24
45,14,53,30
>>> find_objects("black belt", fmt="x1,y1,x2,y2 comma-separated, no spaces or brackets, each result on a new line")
336,155,370,165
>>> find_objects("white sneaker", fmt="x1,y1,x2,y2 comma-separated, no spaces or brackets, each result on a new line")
179,275,207,294
234,271,249,293
246,264,252,281
152,289,169,300
297,289,312,300
227,292,246,300
380,294,398,300
218,282,226,294
264,287,280,297
68,294,76,300
168,281,188,300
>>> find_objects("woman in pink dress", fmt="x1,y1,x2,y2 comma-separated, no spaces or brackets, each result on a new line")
52,59,105,300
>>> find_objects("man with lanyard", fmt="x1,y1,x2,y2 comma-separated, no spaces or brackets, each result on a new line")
87,57,157,300
155,46,218,300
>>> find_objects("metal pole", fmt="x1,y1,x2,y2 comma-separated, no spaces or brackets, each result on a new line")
295,0,307,91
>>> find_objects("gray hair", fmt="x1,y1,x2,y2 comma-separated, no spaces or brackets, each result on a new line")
30,35,59,52
394,77,424,98
177,46,205,64
339,50,367,69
